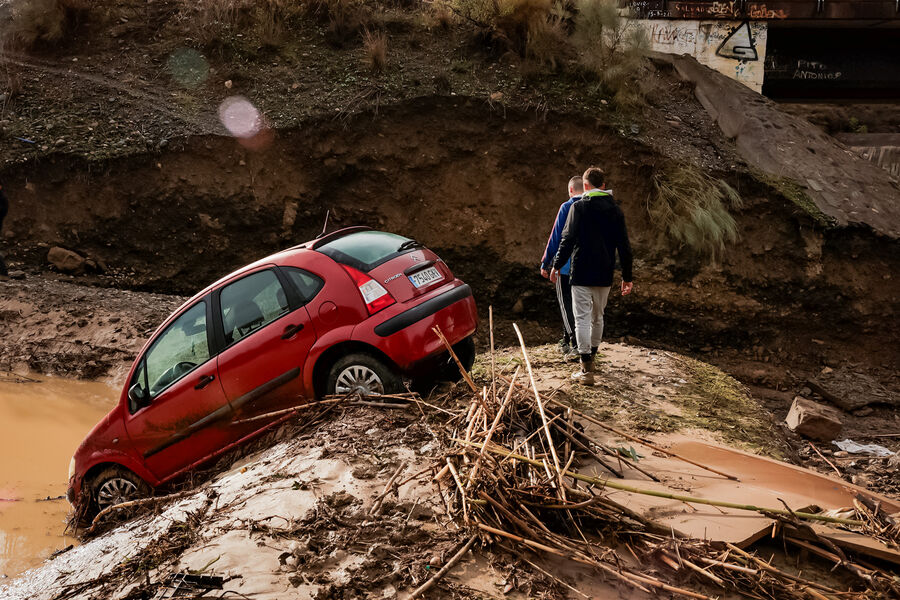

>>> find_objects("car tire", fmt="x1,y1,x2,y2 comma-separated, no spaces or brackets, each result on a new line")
327,353,402,397
89,465,150,515
439,335,476,382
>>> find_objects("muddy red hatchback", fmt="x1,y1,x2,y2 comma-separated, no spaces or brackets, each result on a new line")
68,228,478,514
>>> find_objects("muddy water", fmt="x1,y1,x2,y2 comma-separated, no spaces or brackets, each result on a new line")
0,375,117,577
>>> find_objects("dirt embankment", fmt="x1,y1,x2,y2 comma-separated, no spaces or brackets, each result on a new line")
1,95,898,401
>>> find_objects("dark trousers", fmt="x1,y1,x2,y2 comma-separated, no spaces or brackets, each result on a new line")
554,273,576,344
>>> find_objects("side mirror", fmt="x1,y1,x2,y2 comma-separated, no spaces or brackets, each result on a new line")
128,383,149,412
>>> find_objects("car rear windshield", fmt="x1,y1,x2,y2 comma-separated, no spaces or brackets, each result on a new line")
316,231,417,272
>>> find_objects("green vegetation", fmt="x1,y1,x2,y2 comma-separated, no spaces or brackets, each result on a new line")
648,164,744,258
752,171,836,228
847,116,868,134
670,356,785,457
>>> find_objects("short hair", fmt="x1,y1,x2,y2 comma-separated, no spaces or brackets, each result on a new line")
568,176,583,194
583,166,606,188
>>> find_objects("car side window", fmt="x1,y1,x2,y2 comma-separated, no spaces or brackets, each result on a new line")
282,267,324,304
220,269,289,346
145,302,211,398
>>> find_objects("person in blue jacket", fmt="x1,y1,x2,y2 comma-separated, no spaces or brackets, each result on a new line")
540,176,583,357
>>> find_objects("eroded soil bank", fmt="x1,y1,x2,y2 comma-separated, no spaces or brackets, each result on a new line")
1,97,898,400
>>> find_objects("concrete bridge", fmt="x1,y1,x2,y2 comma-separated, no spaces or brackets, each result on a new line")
623,0,900,99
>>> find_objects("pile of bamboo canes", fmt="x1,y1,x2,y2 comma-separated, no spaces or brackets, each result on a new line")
427,318,900,600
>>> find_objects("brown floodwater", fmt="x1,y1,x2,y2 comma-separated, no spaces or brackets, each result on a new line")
0,374,117,577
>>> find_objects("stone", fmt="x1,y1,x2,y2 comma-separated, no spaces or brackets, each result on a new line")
47,246,86,274
785,396,842,442
851,474,870,488
7,270,25,280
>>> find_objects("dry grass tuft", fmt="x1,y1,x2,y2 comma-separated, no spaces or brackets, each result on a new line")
0,0,71,51
362,29,387,73
427,2,455,30
648,164,743,258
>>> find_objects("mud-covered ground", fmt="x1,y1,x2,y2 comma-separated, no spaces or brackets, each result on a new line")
3,336,898,600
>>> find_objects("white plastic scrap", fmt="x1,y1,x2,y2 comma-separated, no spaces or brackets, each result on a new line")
832,439,895,457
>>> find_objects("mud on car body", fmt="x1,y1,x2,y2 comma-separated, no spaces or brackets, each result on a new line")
68,228,478,516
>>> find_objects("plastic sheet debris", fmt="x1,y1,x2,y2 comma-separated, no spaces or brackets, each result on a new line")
833,439,895,457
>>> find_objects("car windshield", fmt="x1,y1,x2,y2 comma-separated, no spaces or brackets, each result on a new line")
316,231,415,272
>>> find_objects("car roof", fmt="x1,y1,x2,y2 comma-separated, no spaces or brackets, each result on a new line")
157,227,370,331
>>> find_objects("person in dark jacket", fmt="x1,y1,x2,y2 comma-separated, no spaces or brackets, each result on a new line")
540,176,582,357
0,181,8,276
550,166,633,385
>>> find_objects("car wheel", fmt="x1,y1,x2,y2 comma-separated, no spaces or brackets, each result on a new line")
327,353,401,397
440,335,476,382
90,466,150,514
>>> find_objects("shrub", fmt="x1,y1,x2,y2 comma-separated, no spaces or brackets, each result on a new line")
362,29,387,73
1,0,69,51
427,2,455,30
648,164,743,258
453,0,551,55
571,0,648,106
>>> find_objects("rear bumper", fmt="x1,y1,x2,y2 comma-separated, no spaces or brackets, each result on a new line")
356,281,478,371
374,284,473,337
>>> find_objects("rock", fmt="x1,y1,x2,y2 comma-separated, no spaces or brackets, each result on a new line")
7,270,25,280
47,247,86,274
852,407,874,417
785,396,842,441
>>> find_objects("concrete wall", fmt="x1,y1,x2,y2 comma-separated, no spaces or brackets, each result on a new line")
638,19,769,93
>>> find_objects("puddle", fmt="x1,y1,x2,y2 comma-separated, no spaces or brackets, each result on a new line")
0,374,117,577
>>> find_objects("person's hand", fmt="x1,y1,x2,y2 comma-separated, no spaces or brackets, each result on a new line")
549,269,559,284
621,281,633,296
540,268,549,279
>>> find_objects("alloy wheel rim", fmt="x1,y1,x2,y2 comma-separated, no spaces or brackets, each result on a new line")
96,477,139,510
335,365,384,396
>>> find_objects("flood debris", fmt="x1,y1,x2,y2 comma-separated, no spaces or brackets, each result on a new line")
5,318,900,599
425,323,900,599
151,573,223,599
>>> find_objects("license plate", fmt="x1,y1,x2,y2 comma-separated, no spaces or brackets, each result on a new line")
408,266,442,288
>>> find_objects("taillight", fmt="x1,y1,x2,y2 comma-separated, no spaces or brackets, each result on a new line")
341,265,396,315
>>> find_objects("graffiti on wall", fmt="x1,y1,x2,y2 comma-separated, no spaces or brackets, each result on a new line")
638,19,768,92
714,21,758,61
627,1,787,20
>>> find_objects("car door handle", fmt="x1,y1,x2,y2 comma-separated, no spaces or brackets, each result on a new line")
281,323,304,339
194,374,216,390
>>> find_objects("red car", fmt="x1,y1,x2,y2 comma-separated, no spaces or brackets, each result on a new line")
67,228,478,514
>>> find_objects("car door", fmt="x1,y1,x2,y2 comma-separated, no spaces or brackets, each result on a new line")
122,299,232,480
214,266,320,430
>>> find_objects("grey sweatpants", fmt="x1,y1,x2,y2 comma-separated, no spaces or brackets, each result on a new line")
571,285,611,355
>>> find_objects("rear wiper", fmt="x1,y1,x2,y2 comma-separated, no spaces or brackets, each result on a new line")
398,239,423,252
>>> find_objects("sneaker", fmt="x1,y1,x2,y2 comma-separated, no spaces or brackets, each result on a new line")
563,349,580,362
571,367,594,386
557,338,569,354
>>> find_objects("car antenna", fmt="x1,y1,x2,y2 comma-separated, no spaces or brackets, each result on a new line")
321,209,330,237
